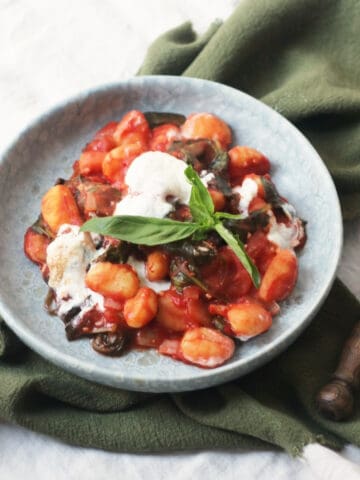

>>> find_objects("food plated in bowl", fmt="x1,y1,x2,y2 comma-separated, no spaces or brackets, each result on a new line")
0,77,342,391
24,109,306,369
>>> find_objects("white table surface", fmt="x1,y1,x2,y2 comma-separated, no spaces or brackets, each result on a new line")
1,1,360,478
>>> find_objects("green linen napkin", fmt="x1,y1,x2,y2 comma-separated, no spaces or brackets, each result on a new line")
1,0,360,456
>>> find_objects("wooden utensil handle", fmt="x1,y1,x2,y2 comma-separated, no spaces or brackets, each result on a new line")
316,321,360,421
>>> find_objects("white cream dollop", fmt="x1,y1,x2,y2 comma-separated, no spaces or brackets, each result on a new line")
114,152,192,218
200,170,215,187
267,213,304,250
46,224,104,316
232,177,259,217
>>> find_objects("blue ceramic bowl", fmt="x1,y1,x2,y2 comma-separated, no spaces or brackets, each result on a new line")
0,76,342,392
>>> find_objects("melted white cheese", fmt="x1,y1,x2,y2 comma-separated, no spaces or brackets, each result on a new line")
232,177,258,217
237,334,255,342
114,152,192,218
46,224,104,316
126,256,171,293
267,213,303,249
200,170,215,187
281,202,296,219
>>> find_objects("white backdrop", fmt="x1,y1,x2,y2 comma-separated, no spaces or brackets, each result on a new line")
1,1,360,478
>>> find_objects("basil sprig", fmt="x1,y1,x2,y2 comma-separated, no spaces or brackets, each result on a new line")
81,166,260,288
81,216,201,245
183,166,260,287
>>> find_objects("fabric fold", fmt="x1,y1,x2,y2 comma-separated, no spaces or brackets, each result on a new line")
138,21,221,77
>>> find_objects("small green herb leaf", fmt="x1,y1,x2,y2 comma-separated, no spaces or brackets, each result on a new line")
81,216,201,246
215,211,245,221
214,222,261,288
185,165,214,223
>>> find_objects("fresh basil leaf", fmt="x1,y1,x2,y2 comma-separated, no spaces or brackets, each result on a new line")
81,216,200,246
189,188,214,225
185,165,215,224
144,112,186,128
191,228,209,241
215,211,245,221
214,222,260,288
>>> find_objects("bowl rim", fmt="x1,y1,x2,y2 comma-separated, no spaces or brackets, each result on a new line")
0,75,343,392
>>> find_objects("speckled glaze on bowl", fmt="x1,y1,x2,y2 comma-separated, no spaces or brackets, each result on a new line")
0,76,342,392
